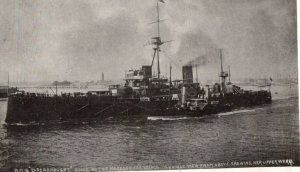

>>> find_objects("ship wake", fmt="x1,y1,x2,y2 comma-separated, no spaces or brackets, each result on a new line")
147,108,265,121
217,109,257,117
147,116,208,121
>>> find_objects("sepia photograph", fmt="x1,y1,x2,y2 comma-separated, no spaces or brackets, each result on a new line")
0,0,299,171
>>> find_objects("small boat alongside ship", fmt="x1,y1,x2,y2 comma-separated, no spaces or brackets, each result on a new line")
3,0,271,124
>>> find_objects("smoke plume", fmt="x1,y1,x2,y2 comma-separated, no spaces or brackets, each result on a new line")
185,55,208,67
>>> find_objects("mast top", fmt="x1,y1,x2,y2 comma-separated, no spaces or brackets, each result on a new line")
220,49,223,73
219,49,229,81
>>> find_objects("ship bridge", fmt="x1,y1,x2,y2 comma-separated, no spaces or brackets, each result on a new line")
124,65,152,88
125,70,145,80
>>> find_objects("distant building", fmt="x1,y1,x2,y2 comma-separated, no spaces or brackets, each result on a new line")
52,81,72,86
102,72,104,81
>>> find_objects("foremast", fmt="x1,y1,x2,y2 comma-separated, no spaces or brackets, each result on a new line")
151,0,166,79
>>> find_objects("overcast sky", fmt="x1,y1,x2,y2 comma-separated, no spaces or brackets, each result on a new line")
0,0,297,83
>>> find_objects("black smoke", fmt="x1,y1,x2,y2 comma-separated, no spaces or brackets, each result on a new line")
185,55,208,67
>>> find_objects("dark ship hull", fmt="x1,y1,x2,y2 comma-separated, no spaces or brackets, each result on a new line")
5,90,271,124
5,95,176,124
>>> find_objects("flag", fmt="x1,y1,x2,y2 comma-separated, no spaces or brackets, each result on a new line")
158,0,165,3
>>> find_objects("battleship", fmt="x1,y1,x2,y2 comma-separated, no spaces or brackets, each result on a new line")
4,0,271,124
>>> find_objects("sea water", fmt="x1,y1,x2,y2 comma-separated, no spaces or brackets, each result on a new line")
0,85,299,170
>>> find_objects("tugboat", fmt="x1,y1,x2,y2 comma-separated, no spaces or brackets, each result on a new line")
4,0,271,124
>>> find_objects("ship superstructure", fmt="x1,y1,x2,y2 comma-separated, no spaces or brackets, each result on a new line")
120,0,175,98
